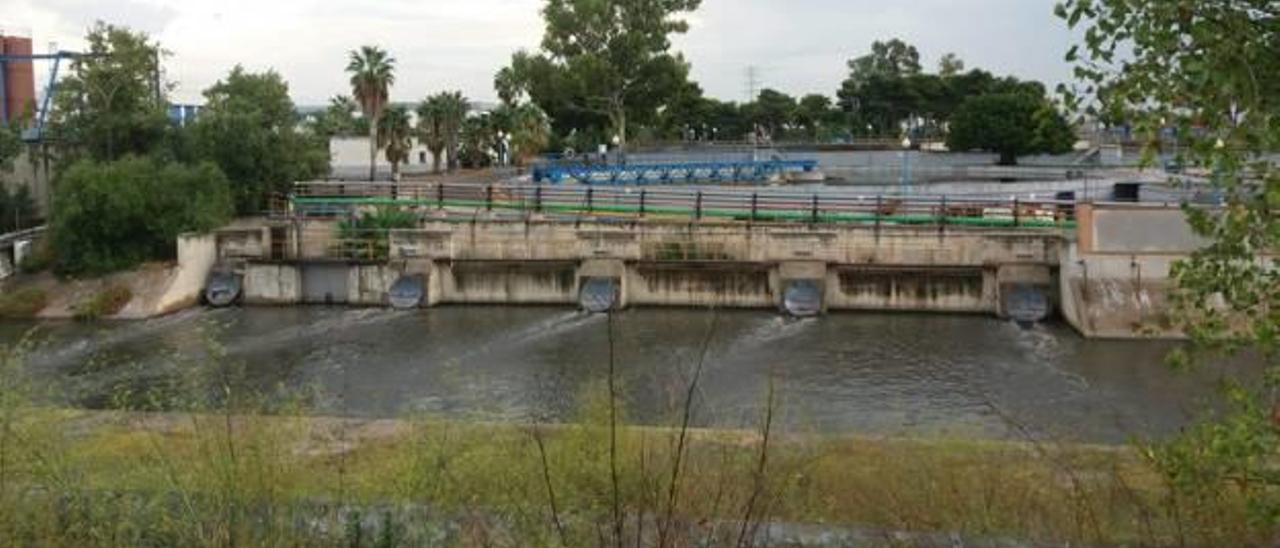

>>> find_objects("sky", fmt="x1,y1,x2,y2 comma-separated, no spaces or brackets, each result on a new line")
5,0,1082,107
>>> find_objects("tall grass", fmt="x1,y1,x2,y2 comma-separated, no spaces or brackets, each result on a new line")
0,322,1270,546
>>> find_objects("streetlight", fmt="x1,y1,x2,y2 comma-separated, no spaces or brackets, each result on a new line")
496,130,508,166
900,137,913,195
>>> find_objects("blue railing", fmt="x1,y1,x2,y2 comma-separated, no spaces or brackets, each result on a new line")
532,159,819,185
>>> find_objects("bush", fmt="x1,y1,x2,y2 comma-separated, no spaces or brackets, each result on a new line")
0,185,37,232
50,156,233,276
73,284,133,320
337,207,418,260
0,287,48,318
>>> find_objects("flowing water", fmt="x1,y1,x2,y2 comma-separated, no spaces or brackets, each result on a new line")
0,307,1253,444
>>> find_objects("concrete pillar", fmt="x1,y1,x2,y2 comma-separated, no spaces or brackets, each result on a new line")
0,247,13,280
778,261,828,316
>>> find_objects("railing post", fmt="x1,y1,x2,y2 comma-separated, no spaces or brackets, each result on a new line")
875,195,883,229
535,185,543,213
586,187,594,213
811,194,820,224
486,185,494,211
939,196,947,232
750,193,759,223
436,183,444,209
695,191,703,220
639,189,647,217
1013,198,1020,227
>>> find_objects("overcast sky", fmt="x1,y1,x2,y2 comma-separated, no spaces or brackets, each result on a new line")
8,0,1081,106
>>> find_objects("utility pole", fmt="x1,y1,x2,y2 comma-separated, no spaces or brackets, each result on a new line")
745,66,762,160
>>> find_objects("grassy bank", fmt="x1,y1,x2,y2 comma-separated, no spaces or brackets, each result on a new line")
0,405,1262,546
0,336,1265,546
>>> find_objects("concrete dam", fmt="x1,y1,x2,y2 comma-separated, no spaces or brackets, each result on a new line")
204,217,1055,320
181,182,1203,339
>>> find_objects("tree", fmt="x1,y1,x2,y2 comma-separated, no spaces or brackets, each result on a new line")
0,123,22,172
507,103,552,166
458,114,496,169
192,66,327,213
938,53,965,77
1060,0,1279,527
795,94,838,141
47,22,170,163
750,89,796,140
312,95,367,138
415,99,447,174
346,46,396,181
435,92,468,172
377,105,412,182
500,0,701,150
946,93,1073,165
50,156,232,275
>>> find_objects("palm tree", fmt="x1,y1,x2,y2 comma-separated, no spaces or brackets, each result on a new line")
509,104,551,167
377,105,413,182
435,91,469,172
346,46,396,181
415,98,447,174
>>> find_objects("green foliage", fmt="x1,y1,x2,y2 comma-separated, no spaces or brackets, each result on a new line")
192,66,327,214
337,207,417,260
50,156,232,275
376,105,413,180
47,23,171,163
0,185,37,232
459,114,498,169
750,89,796,138
0,288,47,319
1060,0,1279,527
347,46,397,181
310,95,368,138
416,92,468,173
0,124,23,172
73,285,133,320
499,0,701,147
946,93,1074,165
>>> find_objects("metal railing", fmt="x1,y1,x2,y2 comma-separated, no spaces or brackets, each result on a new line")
288,182,1077,229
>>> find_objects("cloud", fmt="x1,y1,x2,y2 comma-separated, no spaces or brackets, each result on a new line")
14,0,1077,106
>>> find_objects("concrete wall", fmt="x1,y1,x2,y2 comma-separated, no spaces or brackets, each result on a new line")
154,233,218,314
437,261,578,305
828,266,993,313
231,218,1068,317
330,137,443,180
627,263,777,308
1061,204,1198,339
243,263,302,305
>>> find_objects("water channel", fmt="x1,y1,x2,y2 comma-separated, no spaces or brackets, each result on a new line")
0,307,1251,444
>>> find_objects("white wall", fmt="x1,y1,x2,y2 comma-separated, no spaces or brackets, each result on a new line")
330,137,446,180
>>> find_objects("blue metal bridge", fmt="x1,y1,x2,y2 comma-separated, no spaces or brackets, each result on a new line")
532,158,819,185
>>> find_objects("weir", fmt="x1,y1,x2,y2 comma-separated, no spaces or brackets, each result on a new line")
205,215,1064,323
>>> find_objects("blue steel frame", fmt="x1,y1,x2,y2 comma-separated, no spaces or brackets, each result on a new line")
532,159,819,185
0,51,80,141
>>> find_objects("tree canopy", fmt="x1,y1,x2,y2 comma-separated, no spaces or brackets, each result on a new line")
947,93,1074,165
1059,0,1279,525
346,46,396,181
192,66,327,213
50,156,232,275
499,0,701,149
47,22,170,163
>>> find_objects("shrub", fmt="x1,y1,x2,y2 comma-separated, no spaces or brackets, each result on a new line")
50,156,233,276
0,287,48,318
336,207,418,260
73,284,133,320
0,185,37,232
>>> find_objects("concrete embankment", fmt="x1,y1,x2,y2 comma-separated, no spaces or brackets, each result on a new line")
0,233,215,320
211,215,1063,323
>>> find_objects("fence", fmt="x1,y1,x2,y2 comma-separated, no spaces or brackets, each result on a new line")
288,183,1076,230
